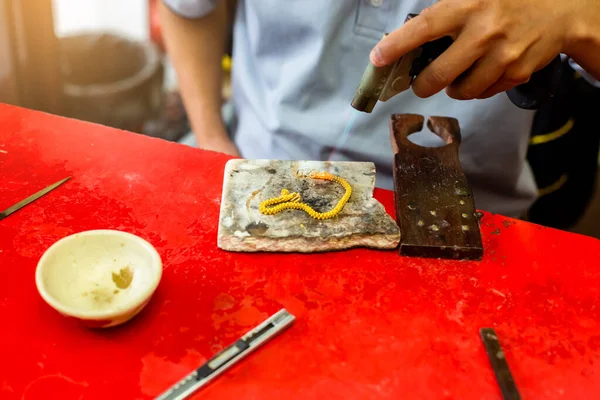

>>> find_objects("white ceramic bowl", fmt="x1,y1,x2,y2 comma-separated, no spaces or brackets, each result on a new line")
35,230,162,328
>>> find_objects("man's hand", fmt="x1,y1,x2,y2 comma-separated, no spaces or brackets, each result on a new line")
198,133,240,157
369,0,591,101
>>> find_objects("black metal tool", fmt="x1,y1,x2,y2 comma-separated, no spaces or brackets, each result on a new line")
480,328,522,400
352,13,562,113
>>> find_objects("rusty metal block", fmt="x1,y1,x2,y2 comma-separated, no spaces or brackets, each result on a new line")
389,114,483,260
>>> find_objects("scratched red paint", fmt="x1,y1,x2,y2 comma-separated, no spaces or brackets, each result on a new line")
139,350,206,396
213,293,236,311
19,374,88,400
0,103,599,399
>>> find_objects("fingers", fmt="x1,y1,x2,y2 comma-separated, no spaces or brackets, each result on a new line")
476,72,530,100
476,44,555,99
370,1,466,67
445,47,523,100
411,32,485,98
370,0,561,101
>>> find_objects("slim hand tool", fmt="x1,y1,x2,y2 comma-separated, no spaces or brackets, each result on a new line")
0,176,71,221
155,309,295,400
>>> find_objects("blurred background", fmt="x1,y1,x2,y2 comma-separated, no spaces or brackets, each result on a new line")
0,0,233,142
0,0,598,238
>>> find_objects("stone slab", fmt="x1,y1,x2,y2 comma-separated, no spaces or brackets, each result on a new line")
217,159,401,252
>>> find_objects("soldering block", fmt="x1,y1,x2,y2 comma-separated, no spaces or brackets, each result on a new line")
217,159,400,253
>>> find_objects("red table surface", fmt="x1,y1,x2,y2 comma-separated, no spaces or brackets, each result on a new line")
0,103,599,400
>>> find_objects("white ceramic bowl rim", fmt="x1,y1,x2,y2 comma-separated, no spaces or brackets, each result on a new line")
35,229,162,320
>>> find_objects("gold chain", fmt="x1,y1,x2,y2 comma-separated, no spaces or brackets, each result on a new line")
259,172,352,220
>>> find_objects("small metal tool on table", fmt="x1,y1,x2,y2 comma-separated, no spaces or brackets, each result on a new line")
351,13,562,113
155,309,295,400
480,328,522,400
0,176,71,221
389,114,483,260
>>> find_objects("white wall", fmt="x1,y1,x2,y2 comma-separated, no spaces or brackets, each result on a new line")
52,0,149,40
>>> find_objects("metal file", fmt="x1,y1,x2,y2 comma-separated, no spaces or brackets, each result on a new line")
0,176,71,221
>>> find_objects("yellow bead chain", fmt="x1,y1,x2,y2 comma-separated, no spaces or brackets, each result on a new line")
259,172,352,220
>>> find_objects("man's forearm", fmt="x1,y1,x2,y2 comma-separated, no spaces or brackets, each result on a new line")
159,1,229,144
567,37,600,81
566,3,600,80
